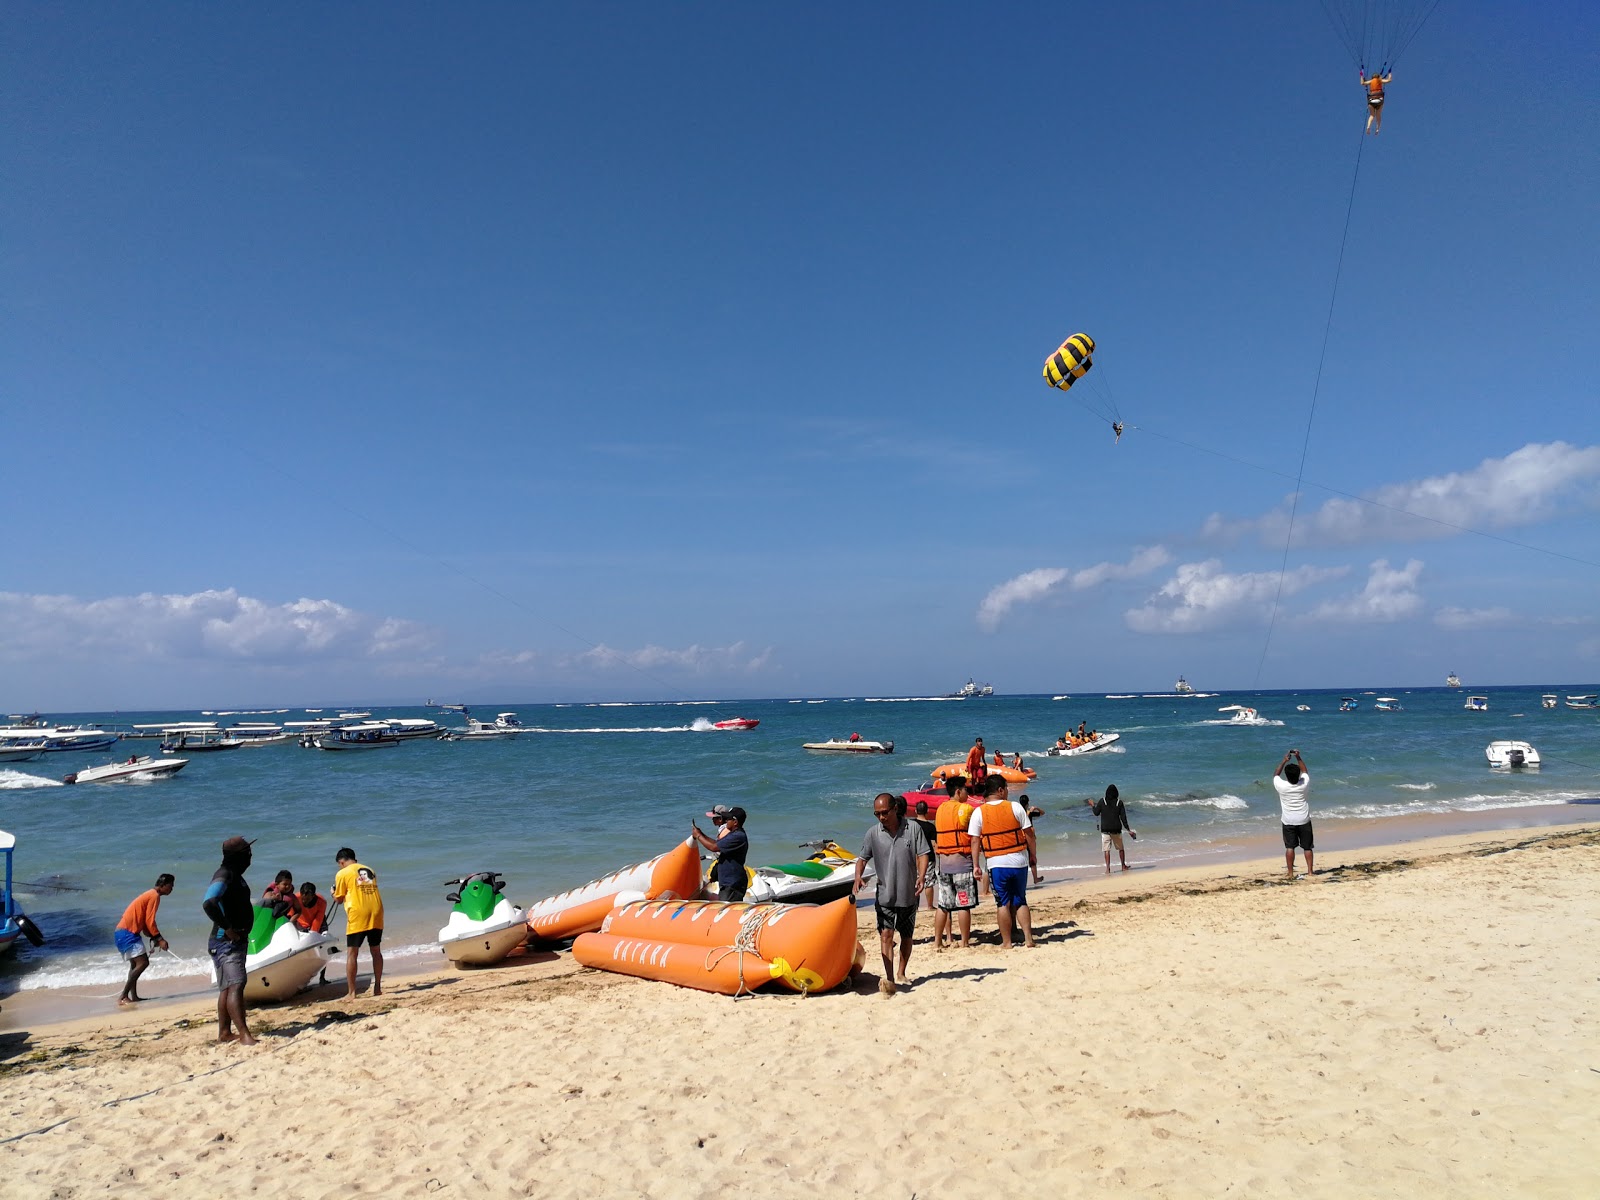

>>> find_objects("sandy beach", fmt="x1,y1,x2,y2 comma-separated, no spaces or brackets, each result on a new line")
3,822,1596,1197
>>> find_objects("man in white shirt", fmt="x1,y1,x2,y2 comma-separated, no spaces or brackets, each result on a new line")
1273,749,1313,879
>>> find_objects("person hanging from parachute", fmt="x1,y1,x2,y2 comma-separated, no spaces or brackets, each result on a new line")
1360,66,1392,134
1043,332,1124,443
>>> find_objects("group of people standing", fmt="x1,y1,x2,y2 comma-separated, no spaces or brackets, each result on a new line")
112,838,387,1046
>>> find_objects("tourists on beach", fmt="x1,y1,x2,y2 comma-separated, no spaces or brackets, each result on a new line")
201,836,257,1045
294,882,328,933
333,848,385,999
911,800,938,910
965,736,988,787
261,870,299,921
933,777,979,949
853,792,931,997
1086,784,1137,873
968,776,1041,948
114,873,173,1006
1275,749,1314,879
691,806,749,902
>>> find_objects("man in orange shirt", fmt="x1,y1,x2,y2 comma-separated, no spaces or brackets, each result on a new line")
1361,68,1393,134
964,736,988,788
115,873,173,1005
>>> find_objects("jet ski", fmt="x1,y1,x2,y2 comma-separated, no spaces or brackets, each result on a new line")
438,871,529,967
220,906,341,1004
705,840,872,905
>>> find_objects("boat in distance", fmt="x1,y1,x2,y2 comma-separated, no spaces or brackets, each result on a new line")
712,718,760,730
1485,740,1540,769
1464,696,1489,712
802,737,894,753
1046,732,1121,756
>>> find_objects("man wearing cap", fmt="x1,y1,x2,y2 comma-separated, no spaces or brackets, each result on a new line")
691,807,750,902
853,793,931,997
201,836,257,1046
968,776,1042,948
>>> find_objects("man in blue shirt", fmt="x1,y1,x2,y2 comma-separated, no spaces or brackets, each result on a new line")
691,806,750,902
201,835,257,1047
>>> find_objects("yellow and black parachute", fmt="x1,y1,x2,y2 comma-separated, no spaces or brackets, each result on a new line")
1043,333,1095,392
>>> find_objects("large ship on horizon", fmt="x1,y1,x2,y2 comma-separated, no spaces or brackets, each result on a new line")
1446,673,1462,688
947,678,994,699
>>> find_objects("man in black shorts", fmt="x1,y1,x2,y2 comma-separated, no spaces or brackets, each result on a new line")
852,793,930,997
1274,749,1314,878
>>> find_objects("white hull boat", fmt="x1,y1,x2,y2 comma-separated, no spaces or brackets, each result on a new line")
1046,732,1121,756
1463,696,1489,712
1374,697,1403,712
438,873,528,968
0,741,48,763
1541,694,1558,709
1485,740,1540,769
383,718,443,740
219,917,341,1003
63,756,188,784
802,739,894,753
1217,705,1274,727
1565,695,1598,710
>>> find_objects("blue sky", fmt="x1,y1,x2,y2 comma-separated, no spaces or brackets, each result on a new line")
4,2,1596,710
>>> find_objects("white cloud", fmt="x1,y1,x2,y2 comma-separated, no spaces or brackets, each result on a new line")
1208,442,1600,548
1125,560,1346,634
572,641,773,674
1306,559,1425,623
977,547,1171,631
0,589,434,665
1434,605,1518,632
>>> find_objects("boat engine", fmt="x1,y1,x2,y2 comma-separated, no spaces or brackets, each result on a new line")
1507,748,1526,767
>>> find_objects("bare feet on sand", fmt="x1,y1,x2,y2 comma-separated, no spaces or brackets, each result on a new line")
879,979,897,997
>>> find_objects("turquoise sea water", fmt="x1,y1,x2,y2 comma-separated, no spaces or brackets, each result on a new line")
3,686,1596,1000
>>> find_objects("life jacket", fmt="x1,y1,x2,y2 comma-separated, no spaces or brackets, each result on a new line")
935,800,974,856
294,895,327,932
976,801,1027,857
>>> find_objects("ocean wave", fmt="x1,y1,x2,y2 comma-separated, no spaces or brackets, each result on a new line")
1322,793,1582,820
1395,782,1437,791
1140,793,1250,811
523,725,695,735
17,941,440,992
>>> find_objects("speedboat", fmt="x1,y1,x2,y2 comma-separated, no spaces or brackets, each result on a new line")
1446,673,1462,689
1464,696,1489,712
712,718,760,730
1541,694,1558,709
705,840,871,905
221,908,341,1003
63,755,188,784
1485,740,1540,769
1374,697,1403,712
1339,697,1358,712
309,723,402,750
494,712,526,730
1174,676,1194,694
0,830,46,955
1218,705,1272,726
160,727,245,753
1296,704,1311,712
438,872,528,968
441,714,523,740
803,738,894,753
1046,732,1121,756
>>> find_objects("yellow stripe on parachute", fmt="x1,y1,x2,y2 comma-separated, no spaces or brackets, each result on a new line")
1043,333,1095,392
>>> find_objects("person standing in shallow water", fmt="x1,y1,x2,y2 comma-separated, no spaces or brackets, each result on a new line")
115,873,173,1005
201,837,257,1046
1086,784,1137,873
1274,750,1313,879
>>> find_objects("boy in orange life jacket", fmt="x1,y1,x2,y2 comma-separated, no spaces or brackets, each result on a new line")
967,775,1042,948
932,777,980,949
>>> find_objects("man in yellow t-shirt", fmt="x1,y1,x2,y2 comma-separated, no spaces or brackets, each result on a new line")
332,848,384,1000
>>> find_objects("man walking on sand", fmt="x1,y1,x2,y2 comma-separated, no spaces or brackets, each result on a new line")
201,837,257,1045
115,873,173,1005
1086,784,1137,873
1275,749,1314,879
968,776,1042,947
332,848,384,998
853,792,930,997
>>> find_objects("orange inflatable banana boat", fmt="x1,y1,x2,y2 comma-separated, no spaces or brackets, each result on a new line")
572,896,862,996
931,762,1035,787
525,838,703,941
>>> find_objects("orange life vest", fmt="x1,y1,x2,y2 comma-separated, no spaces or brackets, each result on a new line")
935,800,974,857
976,801,1027,857
294,895,327,932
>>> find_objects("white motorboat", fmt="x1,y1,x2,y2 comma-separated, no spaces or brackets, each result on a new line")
382,718,443,740
1295,704,1311,712
0,739,48,763
1174,676,1194,694
494,712,527,729
1339,697,1358,712
63,755,188,784
441,714,523,740
802,738,895,753
160,727,245,753
1463,696,1489,712
1374,697,1403,712
1541,694,1558,709
309,723,402,750
1446,673,1462,689
438,872,529,968
1485,740,1540,769
1217,705,1273,726
1565,695,1598,710
1046,732,1121,756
